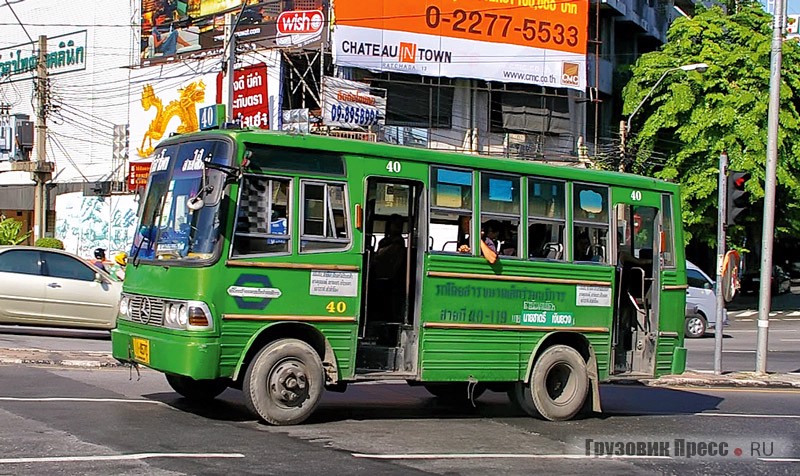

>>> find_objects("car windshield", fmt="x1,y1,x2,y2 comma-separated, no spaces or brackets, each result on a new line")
132,139,232,263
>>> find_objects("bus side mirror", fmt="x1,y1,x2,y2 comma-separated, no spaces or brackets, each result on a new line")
355,203,363,231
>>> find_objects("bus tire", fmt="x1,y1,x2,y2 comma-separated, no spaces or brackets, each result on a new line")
422,383,486,404
243,338,324,426
513,345,589,421
166,374,228,402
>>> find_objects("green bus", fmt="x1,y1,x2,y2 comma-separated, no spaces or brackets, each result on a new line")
112,129,687,425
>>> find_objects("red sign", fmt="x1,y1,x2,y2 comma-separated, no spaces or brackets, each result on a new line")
216,63,269,129
277,10,324,35
128,162,152,192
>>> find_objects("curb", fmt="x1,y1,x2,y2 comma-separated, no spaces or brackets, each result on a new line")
0,348,123,369
645,372,800,389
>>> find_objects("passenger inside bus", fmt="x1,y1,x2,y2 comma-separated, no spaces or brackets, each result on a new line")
529,223,549,258
373,214,406,281
456,215,471,253
479,220,500,264
575,231,593,261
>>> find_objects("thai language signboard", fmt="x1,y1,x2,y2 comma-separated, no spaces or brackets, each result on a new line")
321,76,386,130
332,0,588,90
216,63,269,129
128,162,152,192
0,30,87,83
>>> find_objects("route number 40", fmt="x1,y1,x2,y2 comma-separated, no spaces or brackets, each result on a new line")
326,301,347,313
630,190,642,201
386,161,402,173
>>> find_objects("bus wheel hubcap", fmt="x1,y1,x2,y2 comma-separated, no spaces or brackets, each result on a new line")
269,361,308,406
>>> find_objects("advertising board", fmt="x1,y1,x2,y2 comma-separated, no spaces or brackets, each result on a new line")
215,63,270,129
321,77,386,130
332,0,588,90
140,1,325,65
1,30,87,83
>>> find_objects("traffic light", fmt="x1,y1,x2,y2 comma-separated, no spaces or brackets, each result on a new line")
726,171,751,225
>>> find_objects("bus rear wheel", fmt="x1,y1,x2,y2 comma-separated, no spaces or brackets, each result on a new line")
422,383,486,404
166,375,228,402
243,339,324,426
510,345,589,421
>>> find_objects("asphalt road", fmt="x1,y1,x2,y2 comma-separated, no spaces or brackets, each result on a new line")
0,364,798,475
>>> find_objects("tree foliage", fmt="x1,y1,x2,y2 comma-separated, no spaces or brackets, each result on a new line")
0,218,30,246
623,3,800,246
34,237,64,249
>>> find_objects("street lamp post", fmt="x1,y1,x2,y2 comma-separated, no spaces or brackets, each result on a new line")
620,62,709,171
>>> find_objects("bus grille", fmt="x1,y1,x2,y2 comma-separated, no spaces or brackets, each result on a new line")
127,295,165,327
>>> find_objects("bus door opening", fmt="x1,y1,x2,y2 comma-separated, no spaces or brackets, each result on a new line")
612,204,661,375
358,178,423,373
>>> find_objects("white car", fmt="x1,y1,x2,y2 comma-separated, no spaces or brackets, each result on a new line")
685,260,728,338
0,246,122,330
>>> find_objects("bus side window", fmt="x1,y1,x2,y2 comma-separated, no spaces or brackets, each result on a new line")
429,166,473,255
232,176,291,257
572,183,609,263
300,181,351,253
527,177,566,261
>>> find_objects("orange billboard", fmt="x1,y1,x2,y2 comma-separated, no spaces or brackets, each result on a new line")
333,0,588,89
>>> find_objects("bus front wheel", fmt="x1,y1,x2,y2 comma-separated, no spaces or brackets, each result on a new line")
166,375,228,401
243,339,324,426
510,345,589,421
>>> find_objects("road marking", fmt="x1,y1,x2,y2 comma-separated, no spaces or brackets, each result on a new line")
352,453,671,460
760,458,800,462
698,412,800,418
780,339,800,342
783,318,800,321
769,312,778,317
787,311,800,317
736,311,758,317
722,350,755,353
655,387,800,394
0,397,172,408
726,330,757,333
0,452,245,464
737,318,754,322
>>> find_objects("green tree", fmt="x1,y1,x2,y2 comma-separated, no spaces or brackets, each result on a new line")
35,237,65,249
0,218,30,245
622,3,800,247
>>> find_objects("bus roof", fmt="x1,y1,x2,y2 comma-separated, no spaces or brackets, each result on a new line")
166,129,680,194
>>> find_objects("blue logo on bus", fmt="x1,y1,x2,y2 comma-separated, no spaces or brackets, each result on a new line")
229,274,280,310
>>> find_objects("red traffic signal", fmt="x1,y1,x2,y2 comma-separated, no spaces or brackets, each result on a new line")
726,171,751,225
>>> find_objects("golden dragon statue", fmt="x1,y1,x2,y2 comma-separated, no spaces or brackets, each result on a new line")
137,80,206,157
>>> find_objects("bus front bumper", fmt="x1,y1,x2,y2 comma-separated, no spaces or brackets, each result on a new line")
111,323,221,380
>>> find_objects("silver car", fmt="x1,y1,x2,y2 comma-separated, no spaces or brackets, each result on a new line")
0,246,122,330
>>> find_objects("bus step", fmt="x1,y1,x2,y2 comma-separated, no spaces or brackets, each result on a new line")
356,344,399,372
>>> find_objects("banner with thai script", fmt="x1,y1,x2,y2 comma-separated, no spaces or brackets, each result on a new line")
321,76,386,129
216,63,269,129
0,30,87,83
332,0,588,90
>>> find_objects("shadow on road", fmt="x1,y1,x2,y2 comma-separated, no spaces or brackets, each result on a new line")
727,287,798,311
145,382,726,425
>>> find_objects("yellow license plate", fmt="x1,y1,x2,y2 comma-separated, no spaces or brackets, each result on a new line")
132,337,150,365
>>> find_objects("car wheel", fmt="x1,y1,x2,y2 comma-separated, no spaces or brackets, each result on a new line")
165,374,228,401
243,338,324,426
423,382,486,404
509,345,588,421
684,315,707,338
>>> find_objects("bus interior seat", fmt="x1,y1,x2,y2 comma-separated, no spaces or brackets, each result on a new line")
543,242,563,259
442,240,457,252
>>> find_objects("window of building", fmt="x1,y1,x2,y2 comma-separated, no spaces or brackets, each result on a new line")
371,74,454,128
490,86,570,135
528,177,566,260
429,166,473,253
573,183,609,263
480,172,521,258
232,175,291,257
300,181,350,252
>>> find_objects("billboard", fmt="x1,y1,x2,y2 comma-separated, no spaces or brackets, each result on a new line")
215,63,270,129
332,0,588,91
140,1,325,64
0,30,87,83
321,77,386,130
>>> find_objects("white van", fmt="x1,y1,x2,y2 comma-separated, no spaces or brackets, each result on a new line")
685,261,728,338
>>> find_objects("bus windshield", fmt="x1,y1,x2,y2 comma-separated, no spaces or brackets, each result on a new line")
132,139,233,263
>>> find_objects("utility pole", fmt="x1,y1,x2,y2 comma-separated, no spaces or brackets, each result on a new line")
618,120,626,172
33,35,52,241
756,0,786,374
714,152,727,374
